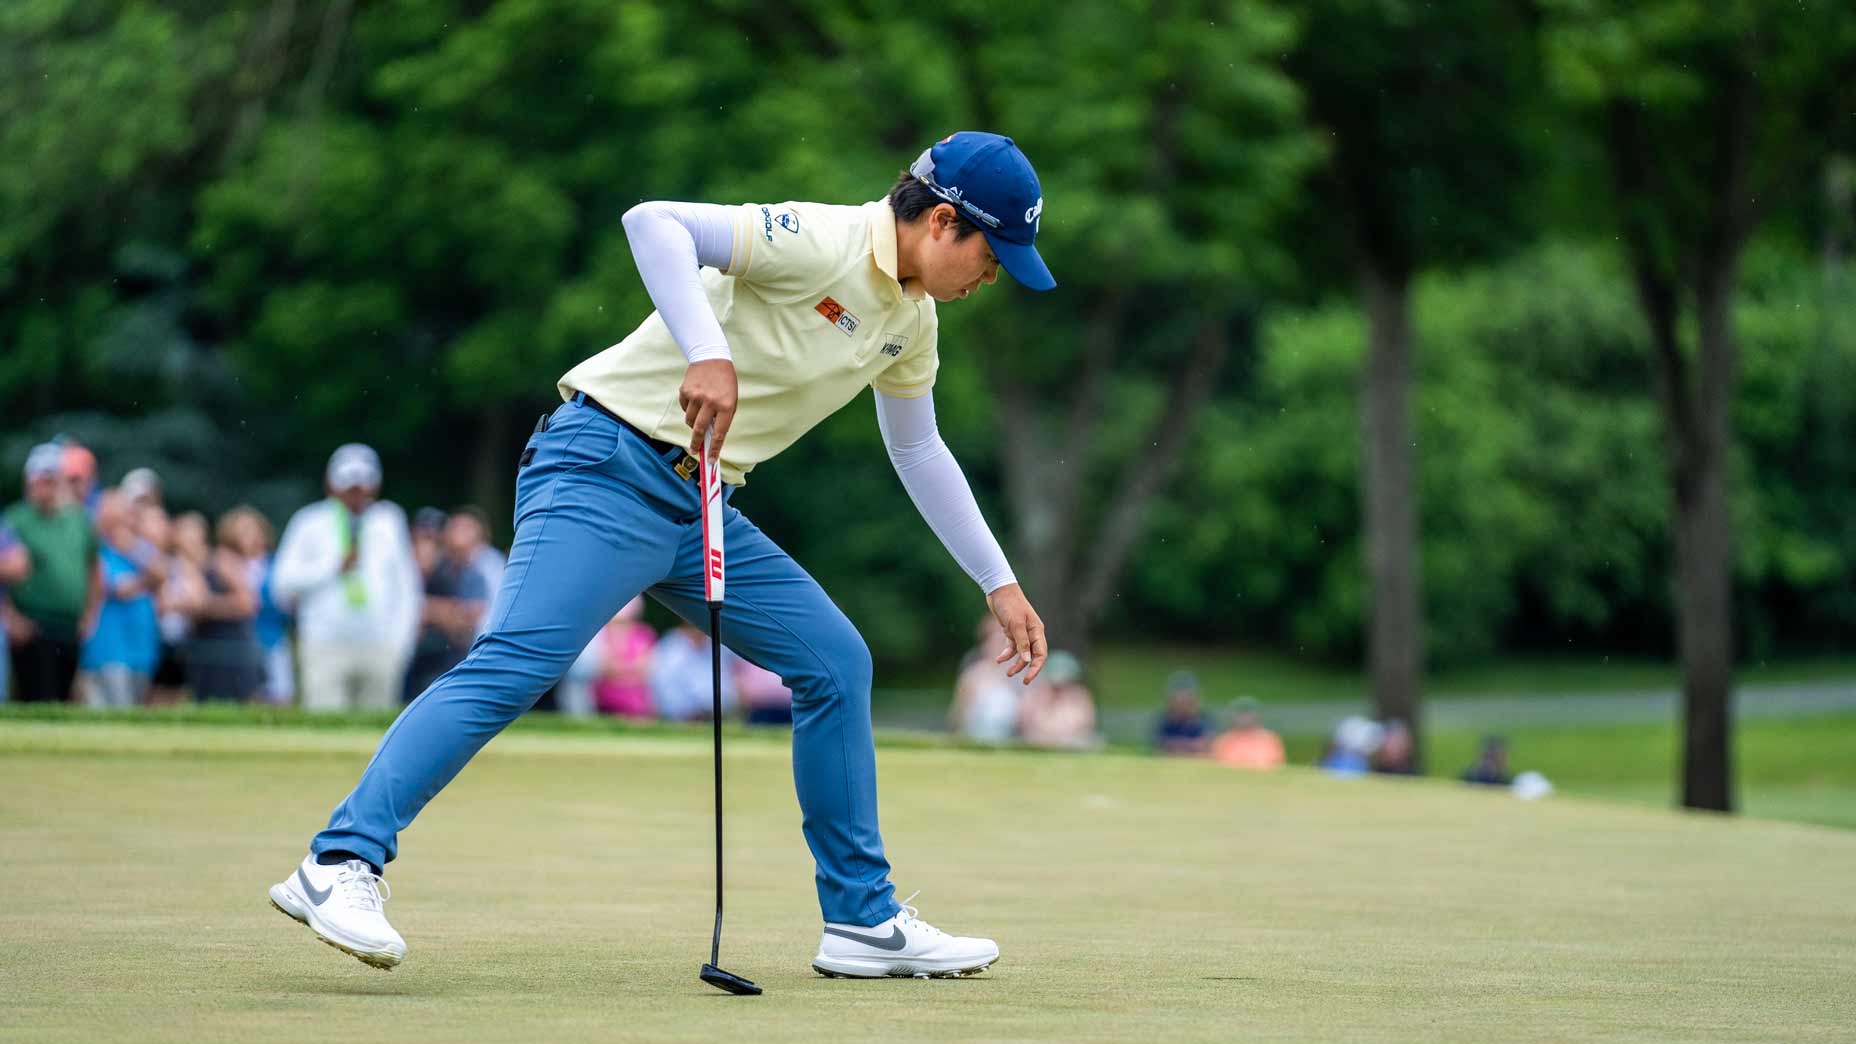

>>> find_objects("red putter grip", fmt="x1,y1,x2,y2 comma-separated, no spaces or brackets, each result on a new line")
701,428,725,605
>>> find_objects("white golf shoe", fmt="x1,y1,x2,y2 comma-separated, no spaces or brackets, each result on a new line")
268,854,406,970
812,892,999,978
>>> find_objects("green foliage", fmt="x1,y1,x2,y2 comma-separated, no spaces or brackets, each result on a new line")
1128,238,1856,665
1,0,1853,675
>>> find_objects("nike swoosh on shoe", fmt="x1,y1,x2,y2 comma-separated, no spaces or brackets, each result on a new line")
297,867,334,906
822,925,908,951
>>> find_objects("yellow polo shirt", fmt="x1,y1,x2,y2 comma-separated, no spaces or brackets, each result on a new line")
559,198,939,485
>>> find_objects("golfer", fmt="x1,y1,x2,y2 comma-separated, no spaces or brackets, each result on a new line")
269,132,1052,978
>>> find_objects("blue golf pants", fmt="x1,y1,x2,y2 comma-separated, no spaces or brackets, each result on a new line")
312,396,901,927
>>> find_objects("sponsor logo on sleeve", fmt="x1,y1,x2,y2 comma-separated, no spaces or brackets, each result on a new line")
880,333,909,357
760,206,775,242
815,297,861,336
777,211,801,234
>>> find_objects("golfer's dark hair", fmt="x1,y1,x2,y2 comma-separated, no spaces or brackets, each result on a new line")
887,171,983,240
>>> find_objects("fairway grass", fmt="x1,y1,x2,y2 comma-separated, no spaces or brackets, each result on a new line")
2,723,1853,1042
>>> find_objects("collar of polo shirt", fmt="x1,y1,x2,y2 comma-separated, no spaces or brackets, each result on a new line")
867,199,926,302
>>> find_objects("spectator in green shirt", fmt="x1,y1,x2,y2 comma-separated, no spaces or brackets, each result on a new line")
3,443,100,702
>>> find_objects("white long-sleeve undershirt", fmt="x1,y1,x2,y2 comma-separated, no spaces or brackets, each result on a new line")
622,199,1018,594
620,201,737,363
874,390,1018,594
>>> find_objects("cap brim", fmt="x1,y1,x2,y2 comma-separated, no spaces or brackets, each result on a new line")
983,231,1056,291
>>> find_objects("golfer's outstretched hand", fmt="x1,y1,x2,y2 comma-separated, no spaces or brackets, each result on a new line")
986,583,1048,684
680,359,738,459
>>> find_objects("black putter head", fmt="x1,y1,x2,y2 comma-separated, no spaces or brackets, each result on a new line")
701,963,762,996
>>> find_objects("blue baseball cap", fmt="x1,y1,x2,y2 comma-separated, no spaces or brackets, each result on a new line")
909,132,1055,291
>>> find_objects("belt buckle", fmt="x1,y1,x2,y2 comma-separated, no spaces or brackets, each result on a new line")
674,454,699,482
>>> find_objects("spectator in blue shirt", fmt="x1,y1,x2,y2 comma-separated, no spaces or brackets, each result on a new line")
1154,671,1212,756
0,520,31,703
78,490,162,707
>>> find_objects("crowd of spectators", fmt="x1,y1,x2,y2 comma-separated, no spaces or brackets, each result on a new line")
948,614,1101,749
1143,675,1550,797
0,439,790,725
945,637,1548,799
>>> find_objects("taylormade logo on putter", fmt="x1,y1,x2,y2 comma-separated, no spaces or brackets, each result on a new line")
697,426,762,997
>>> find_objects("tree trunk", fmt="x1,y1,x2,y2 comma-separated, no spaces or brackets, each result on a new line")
1359,260,1424,765
1067,319,1233,659
990,294,1127,650
1605,75,1754,813
1671,419,1734,812
1677,247,1745,812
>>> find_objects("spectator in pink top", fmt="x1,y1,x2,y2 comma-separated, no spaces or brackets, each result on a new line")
735,657,793,726
592,597,656,719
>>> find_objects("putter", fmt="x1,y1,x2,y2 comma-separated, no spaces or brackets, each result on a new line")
697,427,762,997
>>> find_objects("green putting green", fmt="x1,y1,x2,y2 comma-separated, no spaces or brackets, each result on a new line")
2,721,1852,1042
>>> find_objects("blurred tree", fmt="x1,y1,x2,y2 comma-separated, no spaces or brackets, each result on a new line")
952,1,1319,657
1544,0,1856,810
1286,0,1541,764
0,1,331,518
1131,242,1667,661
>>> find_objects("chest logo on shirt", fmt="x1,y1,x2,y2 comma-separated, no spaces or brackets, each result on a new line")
880,333,909,357
815,296,861,337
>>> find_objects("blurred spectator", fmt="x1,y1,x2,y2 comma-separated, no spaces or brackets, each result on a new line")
591,597,656,719
1461,735,1513,787
77,490,162,708
1019,650,1097,749
1210,697,1285,770
4,444,100,702
1154,671,1212,756
0,519,28,702
232,509,295,706
403,507,495,700
735,657,794,727
183,508,265,702
650,623,735,721
61,442,100,519
1373,718,1417,776
144,505,199,704
949,614,1020,743
274,444,422,712
1319,716,1384,776
557,628,603,718
471,528,507,607
410,507,446,581
120,467,162,510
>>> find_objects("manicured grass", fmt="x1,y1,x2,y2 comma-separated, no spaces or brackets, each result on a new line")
2,720,1854,1042
8,702,1854,832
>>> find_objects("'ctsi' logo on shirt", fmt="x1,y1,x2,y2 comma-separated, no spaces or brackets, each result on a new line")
816,297,860,336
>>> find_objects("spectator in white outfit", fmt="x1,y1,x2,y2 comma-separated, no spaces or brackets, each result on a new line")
272,445,422,712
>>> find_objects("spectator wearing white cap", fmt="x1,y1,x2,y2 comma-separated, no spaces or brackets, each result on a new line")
3,444,101,701
272,445,422,712
119,467,162,510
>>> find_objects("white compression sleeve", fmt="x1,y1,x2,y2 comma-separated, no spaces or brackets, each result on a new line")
620,201,739,363
875,390,1018,594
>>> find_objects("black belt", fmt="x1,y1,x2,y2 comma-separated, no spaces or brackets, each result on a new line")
571,392,701,481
